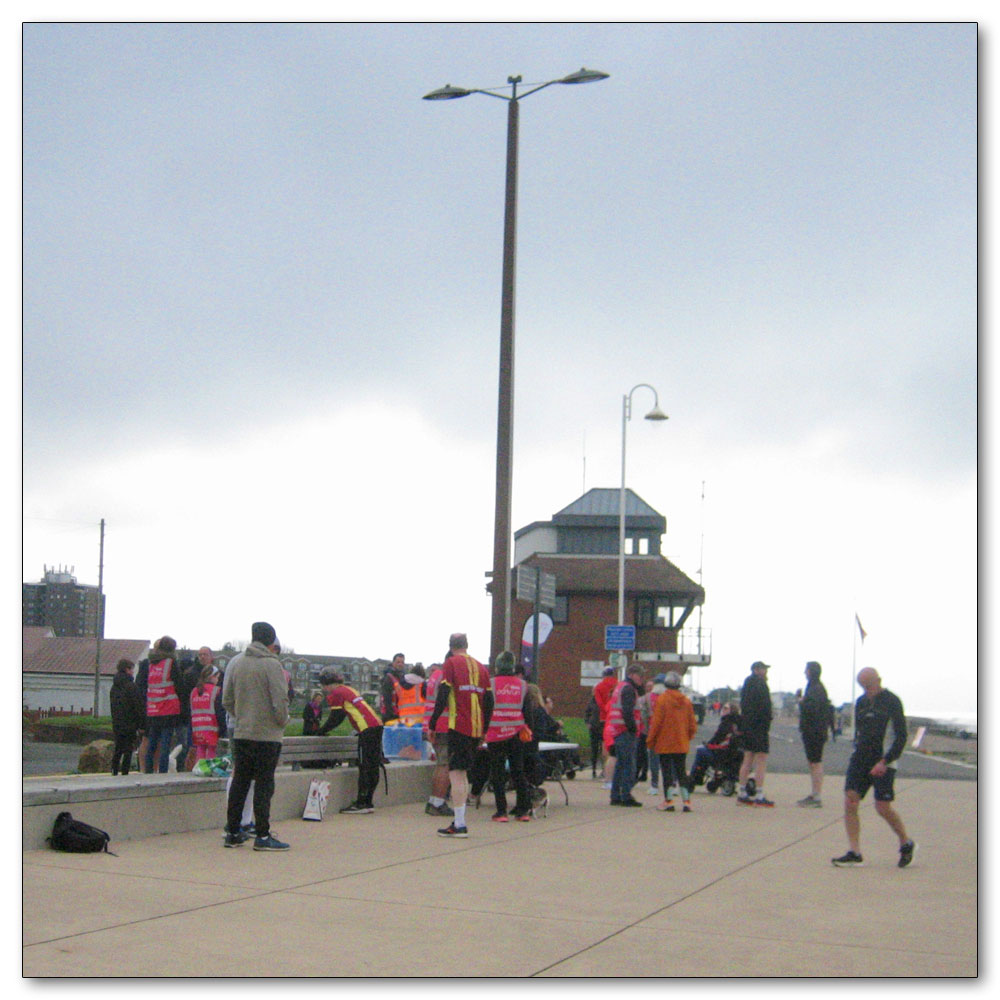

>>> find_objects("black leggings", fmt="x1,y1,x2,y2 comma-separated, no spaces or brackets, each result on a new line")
658,752,691,794
488,736,531,816
589,726,603,773
112,733,136,775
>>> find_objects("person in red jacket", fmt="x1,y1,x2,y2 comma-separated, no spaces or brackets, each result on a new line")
428,632,494,838
592,666,617,787
318,670,384,815
422,660,455,818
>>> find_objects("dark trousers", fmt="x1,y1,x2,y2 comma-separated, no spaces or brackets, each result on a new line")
112,733,136,775
356,726,383,807
636,739,649,781
488,736,531,816
227,739,282,837
145,717,180,773
611,731,638,802
658,752,691,795
588,726,603,774
469,746,492,797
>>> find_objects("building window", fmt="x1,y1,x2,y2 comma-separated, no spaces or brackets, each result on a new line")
552,595,568,624
636,597,677,629
636,597,655,628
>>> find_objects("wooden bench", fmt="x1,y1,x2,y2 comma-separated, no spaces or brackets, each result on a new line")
218,736,359,770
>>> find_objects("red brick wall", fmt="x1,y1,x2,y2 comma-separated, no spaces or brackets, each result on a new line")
512,594,680,718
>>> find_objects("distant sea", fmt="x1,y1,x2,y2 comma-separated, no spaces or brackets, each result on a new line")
910,714,977,735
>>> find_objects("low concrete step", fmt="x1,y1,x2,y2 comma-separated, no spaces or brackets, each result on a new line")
23,760,434,850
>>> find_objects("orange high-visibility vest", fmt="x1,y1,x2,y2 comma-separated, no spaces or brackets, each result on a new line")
393,679,425,727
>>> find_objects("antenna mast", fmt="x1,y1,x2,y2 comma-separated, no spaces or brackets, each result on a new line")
697,481,705,653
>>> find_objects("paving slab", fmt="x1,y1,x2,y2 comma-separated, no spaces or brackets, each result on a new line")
21,772,977,978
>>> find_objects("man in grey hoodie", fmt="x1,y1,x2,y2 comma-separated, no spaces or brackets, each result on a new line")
222,621,290,850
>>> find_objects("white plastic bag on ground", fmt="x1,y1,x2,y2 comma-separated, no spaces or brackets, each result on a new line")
302,779,331,821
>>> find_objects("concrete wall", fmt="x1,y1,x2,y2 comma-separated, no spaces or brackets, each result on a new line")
23,760,434,851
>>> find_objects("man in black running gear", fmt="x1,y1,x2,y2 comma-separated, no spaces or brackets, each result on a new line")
832,667,915,868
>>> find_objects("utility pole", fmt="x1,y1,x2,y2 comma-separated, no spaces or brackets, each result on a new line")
93,518,105,717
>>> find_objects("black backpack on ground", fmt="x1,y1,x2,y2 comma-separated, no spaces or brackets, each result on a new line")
46,811,116,855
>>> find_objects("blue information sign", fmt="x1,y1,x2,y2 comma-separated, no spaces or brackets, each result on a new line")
604,625,636,651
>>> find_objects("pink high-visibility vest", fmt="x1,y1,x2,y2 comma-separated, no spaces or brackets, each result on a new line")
190,683,219,747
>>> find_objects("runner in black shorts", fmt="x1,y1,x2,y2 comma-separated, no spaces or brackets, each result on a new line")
832,667,916,869
844,753,897,801
446,731,481,772
742,727,770,755
797,661,834,807
737,661,774,806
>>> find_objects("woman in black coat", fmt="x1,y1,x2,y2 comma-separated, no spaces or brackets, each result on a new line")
109,658,145,775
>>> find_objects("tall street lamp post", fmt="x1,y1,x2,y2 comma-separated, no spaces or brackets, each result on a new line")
424,68,609,664
618,384,668,630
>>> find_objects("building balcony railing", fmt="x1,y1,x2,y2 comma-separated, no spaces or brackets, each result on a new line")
635,627,712,666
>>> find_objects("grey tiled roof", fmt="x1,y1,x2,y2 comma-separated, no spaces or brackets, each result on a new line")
554,488,661,520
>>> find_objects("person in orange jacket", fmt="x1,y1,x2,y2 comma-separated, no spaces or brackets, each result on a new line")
646,671,698,812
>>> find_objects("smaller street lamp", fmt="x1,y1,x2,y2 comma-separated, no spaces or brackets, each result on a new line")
618,384,668,629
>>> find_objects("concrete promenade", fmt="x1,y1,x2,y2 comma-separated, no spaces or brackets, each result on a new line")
23,770,977,978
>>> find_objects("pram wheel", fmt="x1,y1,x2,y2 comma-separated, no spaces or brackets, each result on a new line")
721,778,736,797
705,778,719,794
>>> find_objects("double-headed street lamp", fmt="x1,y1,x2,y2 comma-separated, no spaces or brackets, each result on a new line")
618,384,668,629
424,68,609,665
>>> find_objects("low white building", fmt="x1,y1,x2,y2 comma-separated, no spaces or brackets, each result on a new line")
22,626,150,717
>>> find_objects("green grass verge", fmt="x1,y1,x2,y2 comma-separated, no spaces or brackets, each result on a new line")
30,713,590,744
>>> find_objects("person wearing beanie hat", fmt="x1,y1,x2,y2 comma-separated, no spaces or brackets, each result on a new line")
221,622,290,850
737,660,774,807
646,671,698,812
483,650,532,822
638,674,668,794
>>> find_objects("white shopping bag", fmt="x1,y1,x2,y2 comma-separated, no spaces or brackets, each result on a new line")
302,778,331,821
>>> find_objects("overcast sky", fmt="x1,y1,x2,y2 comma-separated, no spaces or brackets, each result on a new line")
20,20,978,720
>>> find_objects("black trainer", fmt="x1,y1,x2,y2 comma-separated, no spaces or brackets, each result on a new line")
253,833,290,851
898,840,917,868
340,802,374,814
223,830,248,848
831,850,864,867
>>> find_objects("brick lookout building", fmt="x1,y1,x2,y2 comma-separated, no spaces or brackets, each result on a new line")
508,488,707,717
